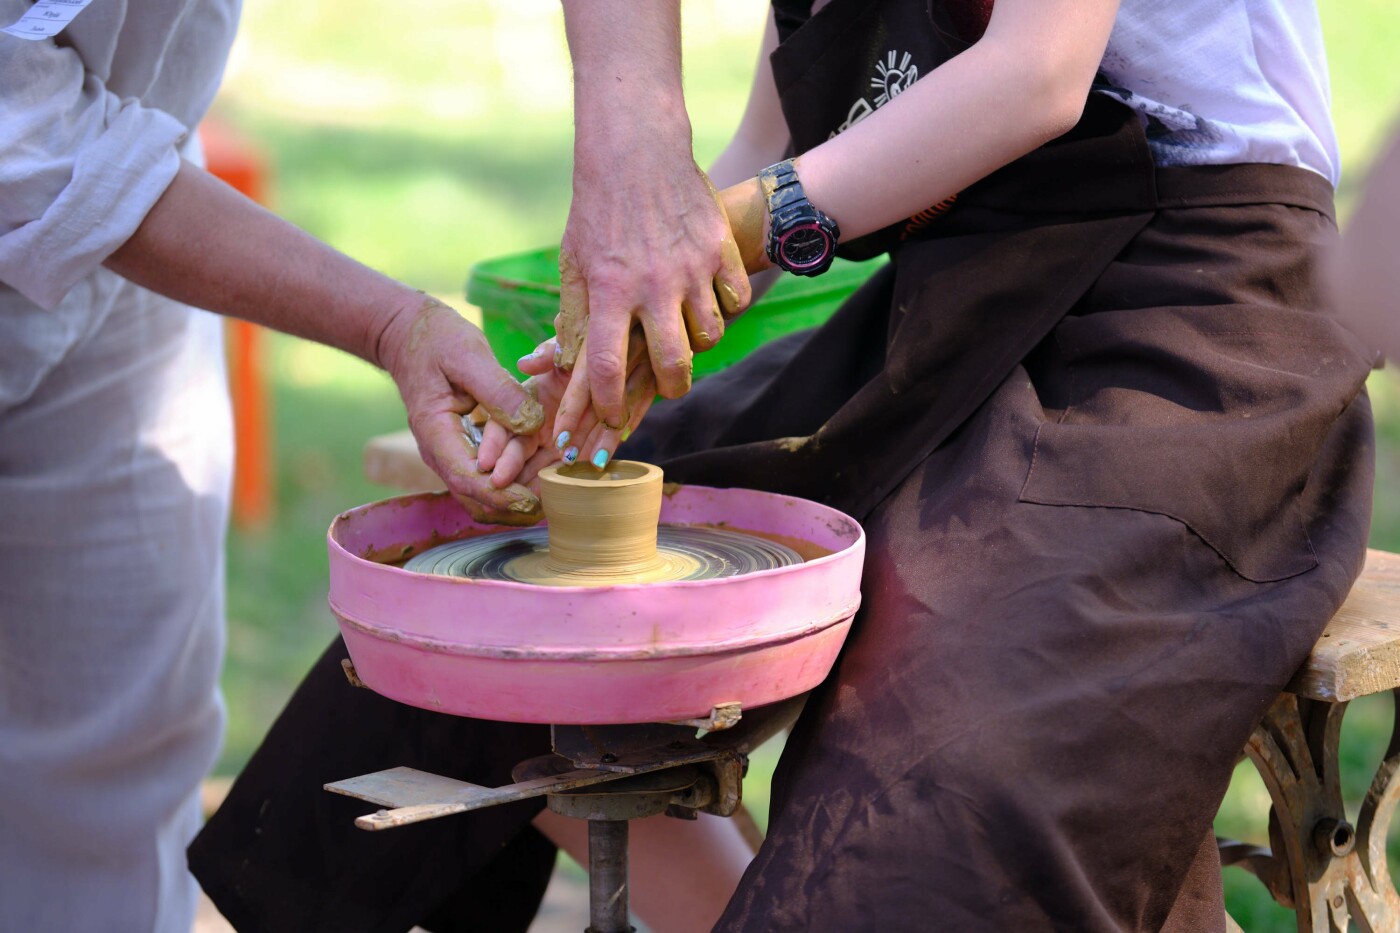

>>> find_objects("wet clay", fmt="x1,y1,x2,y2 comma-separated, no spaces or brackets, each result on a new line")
391,463,819,587
512,460,682,585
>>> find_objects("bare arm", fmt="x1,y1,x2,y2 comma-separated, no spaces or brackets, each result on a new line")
505,0,1121,477
719,0,1121,258
106,161,545,522
556,0,750,466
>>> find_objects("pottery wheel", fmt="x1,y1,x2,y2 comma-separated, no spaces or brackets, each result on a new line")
404,525,802,587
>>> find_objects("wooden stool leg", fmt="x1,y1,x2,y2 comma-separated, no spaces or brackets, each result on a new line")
1222,691,1400,932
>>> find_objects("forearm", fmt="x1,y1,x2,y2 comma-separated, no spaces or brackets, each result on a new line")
799,1,1117,239
564,0,693,183
555,0,752,439
105,160,418,368
715,0,1117,257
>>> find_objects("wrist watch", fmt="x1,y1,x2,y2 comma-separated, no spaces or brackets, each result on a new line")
759,160,841,276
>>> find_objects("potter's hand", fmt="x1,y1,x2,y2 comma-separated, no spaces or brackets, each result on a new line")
479,334,658,485
715,175,771,279
474,341,571,495
551,329,659,470
377,296,546,524
551,169,770,466
554,161,749,445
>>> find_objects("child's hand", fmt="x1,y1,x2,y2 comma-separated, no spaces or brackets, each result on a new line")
545,328,658,471
475,332,658,491
474,341,567,494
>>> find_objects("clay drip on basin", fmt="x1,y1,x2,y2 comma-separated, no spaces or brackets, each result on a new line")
402,461,803,587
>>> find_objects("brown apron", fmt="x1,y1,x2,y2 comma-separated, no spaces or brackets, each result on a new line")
191,2,1376,930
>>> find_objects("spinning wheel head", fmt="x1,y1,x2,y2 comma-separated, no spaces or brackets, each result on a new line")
328,479,865,723
536,461,668,583
403,461,801,587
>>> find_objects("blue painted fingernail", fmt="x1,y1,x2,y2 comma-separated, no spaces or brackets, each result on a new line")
563,446,579,464
555,431,570,449
592,449,610,469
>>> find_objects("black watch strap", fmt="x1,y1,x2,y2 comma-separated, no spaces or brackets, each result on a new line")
759,160,841,276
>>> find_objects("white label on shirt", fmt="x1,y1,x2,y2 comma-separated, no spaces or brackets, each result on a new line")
3,0,96,41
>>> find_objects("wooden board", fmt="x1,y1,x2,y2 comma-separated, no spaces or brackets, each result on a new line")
363,430,442,493
1289,550,1400,702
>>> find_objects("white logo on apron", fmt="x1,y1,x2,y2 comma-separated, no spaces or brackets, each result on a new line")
830,50,920,138
873,50,918,106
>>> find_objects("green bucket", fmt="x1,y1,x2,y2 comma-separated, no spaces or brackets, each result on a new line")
467,247,883,378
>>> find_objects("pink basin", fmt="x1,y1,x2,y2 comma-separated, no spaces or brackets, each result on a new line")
327,485,865,724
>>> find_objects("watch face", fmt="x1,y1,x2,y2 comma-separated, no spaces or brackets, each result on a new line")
778,223,833,271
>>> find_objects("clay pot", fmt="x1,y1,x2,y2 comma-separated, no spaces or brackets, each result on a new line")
535,461,669,583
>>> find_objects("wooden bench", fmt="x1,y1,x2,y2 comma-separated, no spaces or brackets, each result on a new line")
363,429,1400,933
1219,549,1400,932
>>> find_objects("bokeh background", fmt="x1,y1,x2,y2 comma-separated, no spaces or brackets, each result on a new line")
210,2,1400,929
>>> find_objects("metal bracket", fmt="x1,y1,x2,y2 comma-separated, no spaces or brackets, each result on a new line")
1227,690,1400,931
670,702,743,732
547,705,744,773
326,694,808,833
340,659,366,689
551,722,703,772
327,737,744,832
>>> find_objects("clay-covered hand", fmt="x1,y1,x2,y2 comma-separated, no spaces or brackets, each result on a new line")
376,295,546,524
474,341,570,497
479,333,658,485
553,161,750,441
549,169,775,468
715,174,771,282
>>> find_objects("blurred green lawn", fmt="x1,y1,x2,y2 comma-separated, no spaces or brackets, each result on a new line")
215,2,1400,929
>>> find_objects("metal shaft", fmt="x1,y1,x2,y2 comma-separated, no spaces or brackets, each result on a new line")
587,819,631,933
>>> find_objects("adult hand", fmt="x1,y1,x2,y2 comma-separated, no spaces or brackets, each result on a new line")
554,162,749,436
716,175,770,277
473,341,571,496
550,168,761,467
479,333,658,485
377,295,546,524
102,165,549,523
554,0,754,466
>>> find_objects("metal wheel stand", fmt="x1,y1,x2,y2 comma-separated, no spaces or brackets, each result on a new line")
588,820,630,933
324,691,804,932
525,762,718,933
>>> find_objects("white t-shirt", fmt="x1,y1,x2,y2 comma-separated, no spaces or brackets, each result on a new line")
1096,0,1339,185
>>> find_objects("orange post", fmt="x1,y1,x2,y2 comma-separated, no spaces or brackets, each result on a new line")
200,117,274,529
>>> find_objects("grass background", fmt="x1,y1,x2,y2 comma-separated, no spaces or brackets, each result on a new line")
212,2,1400,929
